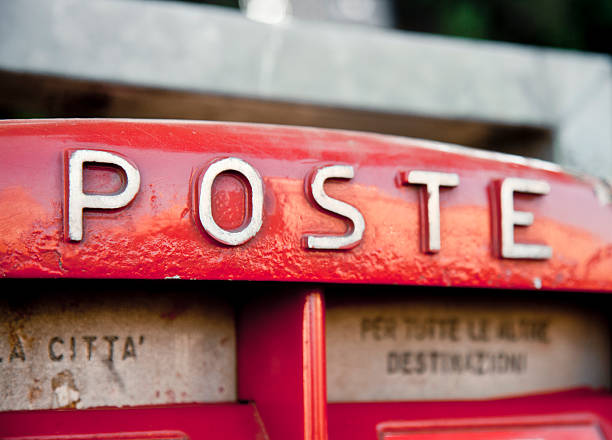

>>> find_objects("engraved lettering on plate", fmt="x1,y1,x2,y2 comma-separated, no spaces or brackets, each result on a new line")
197,157,263,246
305,165,365,250
64,149,141,241
326,299,610,401
498,177,552,259
0,289,236,410
400,170,459,253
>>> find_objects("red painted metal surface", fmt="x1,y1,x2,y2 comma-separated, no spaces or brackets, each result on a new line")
238,288,327,440
303,291,328,440
2,120,612,440
3,431,188,440
378,414,605,439
0,403,265,439
1,119,611,291
328,389,612,440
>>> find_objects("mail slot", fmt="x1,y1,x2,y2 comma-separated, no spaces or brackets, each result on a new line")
1,120,612,440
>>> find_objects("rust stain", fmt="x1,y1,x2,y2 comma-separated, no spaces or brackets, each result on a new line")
51,370,81,409
165,389,176,403
4,309,34,357
160,301,190,321
28,384,43,403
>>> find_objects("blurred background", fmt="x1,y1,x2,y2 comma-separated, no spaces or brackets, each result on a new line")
189,0,612,54
0,0,611,178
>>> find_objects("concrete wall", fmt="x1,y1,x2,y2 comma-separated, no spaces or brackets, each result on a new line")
1,0,610,179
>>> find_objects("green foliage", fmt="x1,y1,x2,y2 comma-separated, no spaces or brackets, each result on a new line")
394,0,611,54
439,1,489,39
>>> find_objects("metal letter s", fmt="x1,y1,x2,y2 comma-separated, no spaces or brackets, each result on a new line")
305,165,365,250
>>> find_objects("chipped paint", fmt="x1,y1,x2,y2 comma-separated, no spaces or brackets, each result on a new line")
533,277,542,289
1,120,611,291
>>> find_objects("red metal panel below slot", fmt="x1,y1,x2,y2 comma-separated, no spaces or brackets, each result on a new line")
383,427,602,440
3,431,188,440
328,389,612,440
0,403,265,440
378,415,604,440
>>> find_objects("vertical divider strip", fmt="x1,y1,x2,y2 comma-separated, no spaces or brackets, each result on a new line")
237,286,329,440
303,291,328,440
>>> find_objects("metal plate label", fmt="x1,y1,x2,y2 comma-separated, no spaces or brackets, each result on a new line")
327,298,610,401
1,286,236,410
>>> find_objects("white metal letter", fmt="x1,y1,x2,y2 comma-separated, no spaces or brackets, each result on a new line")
198,157,263,246
66,149,141,242
305,165,365,250
406,170,459,253
499,177,552,259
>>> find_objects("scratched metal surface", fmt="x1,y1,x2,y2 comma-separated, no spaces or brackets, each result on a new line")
1,119,611,291
326,298,610,401
0,282,236,410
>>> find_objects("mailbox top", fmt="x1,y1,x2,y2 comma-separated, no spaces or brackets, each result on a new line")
1,119,611,291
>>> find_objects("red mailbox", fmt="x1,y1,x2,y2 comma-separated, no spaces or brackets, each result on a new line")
1,120,611,439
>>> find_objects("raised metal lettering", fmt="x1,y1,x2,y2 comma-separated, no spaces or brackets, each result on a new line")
499,177,552,259
198,157,263,246
305,165,365,250
403,170,459,253
65,149,141,241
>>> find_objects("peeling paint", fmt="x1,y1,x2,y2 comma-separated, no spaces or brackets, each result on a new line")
533,277,542,289
51,370,81,409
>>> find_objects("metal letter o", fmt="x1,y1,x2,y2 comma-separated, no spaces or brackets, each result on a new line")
198,157,264,246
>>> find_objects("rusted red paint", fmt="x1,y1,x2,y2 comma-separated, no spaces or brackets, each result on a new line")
1,119,611,290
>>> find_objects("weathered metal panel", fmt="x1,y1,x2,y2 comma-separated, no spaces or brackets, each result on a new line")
0,284,236,410
326,298,610,401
